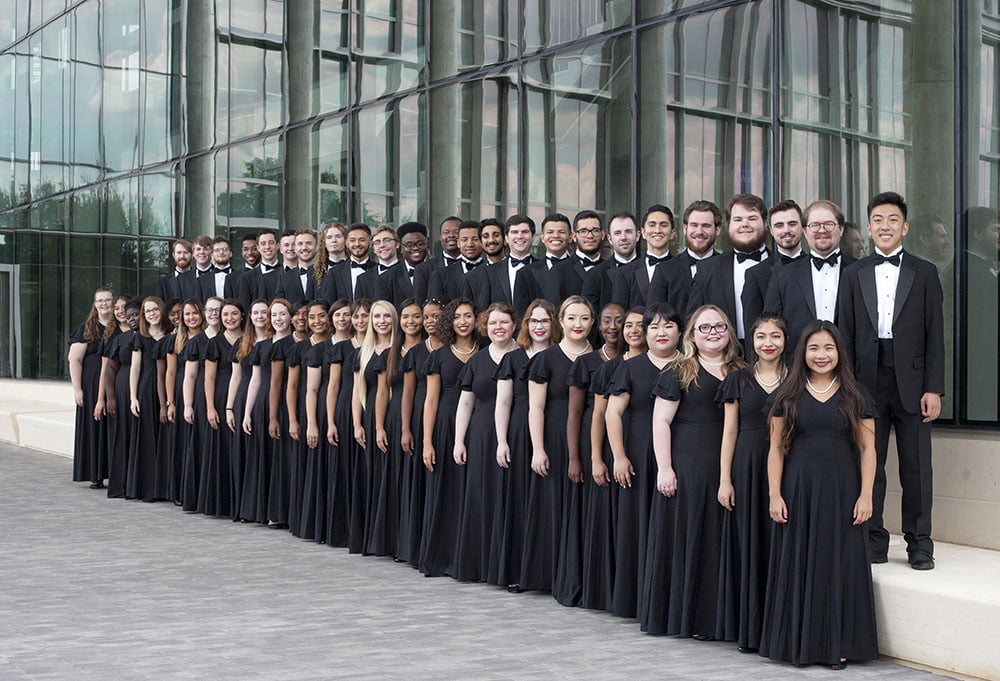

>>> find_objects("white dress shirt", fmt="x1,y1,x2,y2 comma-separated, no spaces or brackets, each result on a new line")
733,248,768,338
874,246,903,339
810,250,841,322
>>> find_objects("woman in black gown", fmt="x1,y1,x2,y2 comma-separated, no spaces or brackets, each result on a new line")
69,287,115,488
199,299,244,517
164,300,205,505
643,304,743,638
299,302,334,541
179,298,220,511
604,304,677,619
420,297,478,577
716,314,787,652
229,300,269,521
493,299,558,590
521,296,594,597
354,300,398,556
343,299,372,551
395,299,443,565
128,297,169,502
100,299,139,499
373,298,425,560
264,299,295,531
759,320,878,669
565,302,624,610
452,302,517,582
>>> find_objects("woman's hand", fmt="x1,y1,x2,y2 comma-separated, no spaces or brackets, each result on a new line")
592,459,610,487
242,414,253,436
74,388,84,407
160,405,168,424
769,496,788,523
130,398,140,419
307,425,319,449
105,395,117,418
167,404,176,423
717,480,735,510
93,398,105,421
354,425,366,449
401,428,414,455
567,457,583,484
226,409,235,433
853,494,873,526
453,443,467,466
613,457,634,488
376,428,389,454
288,418,299,441
422,444,436,472
268,418,281,440
656,467,677,497
496,441,510,469
531,450,549,477
327,423,338,446
184,404,195,425
207,407,220,430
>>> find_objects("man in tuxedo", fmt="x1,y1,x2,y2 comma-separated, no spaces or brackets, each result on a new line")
279,229,299,272
582,211,638,312
544,210,606,306
763,199,855,350
276,229,318,303
320,223,374,303
479,218,507,264
612,205,673,311
412,216,462,303
377,222,428,309
225,232,258,301
428,220,484,303
234,228,281,308
648,200,721,315
198,236,234,301
838,191,944,570
743,199,806,327
154,239,193,302
356,225,399,300
467,214,535,310
175,235,215,300
513,213,571,313
688,194,770,342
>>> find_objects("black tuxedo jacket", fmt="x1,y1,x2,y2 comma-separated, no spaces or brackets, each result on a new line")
356,263,396,302
428,262,475,303
543,257,603,306
178,267,215,302
581,257,623,312
275,266,316,304
612,257,660,310
688,252,773,335
412,255,460,303
742,250,805,329
512,259,552,314
838,251,945,413
762,253,856,350
648,251,713,317
376,262,418,309
320,260,373,303
196,269,234,302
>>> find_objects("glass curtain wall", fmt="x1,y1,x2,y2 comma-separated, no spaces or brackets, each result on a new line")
0,0,996,431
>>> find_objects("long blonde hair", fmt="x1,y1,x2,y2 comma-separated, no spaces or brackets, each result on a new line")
675,304,744,390
356,300,398,407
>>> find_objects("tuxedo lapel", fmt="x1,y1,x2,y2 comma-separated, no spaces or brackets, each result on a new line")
636,262,650,299
498,260,513,303
795,261,817,318
893,254,917,326
859,260,879,332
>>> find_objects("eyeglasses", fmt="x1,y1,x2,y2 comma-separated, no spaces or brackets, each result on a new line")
401,240,427,250
806,221,839,233
696,322,728,334
371,237,398,247
94,297,114,304
575,227,603,236
527,318,552,326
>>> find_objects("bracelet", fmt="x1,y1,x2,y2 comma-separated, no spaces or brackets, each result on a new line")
165,401,172,407
225,408,234,412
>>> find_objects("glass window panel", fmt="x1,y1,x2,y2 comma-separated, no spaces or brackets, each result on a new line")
143,72,171,165
139,238,171,271
71,61,102,186
353,0,424,104
29,196,67,231
316,117,349,224
449,1,516,75
216,41,230,145
102,235,138,270
221,136,282,231
71,188,102,233
524,0,630,52
228,41,285,139
105,177,138,235
639,1,726,21
523,37,631,218
354,94,424,224
140,171,175,236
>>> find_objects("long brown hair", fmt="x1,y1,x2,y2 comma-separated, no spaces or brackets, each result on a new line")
435,297,477,346
516,299,560,349
769,320,868,453
675,304,745,390
237,299,273,361
173,299,205,355
314,222,347,285
105,295,130,340
83,287,115,342
138,296,167,338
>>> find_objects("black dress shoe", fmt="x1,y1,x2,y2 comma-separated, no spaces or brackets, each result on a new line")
506,584,524,593
909,555,935,570
829,660,847,670
89,482,105,489
737,646,758,654
691,633,714,641
870,553,888,564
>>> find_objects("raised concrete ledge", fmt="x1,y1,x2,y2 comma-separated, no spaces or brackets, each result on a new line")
0,378,75,407
0,379,76,457
874,541,1000,681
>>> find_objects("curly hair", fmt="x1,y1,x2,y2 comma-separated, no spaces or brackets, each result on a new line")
435,297,477,346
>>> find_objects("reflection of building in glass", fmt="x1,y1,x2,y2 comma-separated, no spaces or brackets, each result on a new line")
0,1,997,428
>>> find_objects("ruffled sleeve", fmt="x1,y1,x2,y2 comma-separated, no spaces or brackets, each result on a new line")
423,347,443,377
494,350,517,381
567,353,595,390
525,348,552,385
715,370,743,406
651,367,681,401
606,357,633,396
68,323,86,345
459,357,476,391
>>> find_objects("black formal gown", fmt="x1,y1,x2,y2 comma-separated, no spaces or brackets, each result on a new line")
70,322,109,484
641,366,731,639
359,349,389,555
567,351,616,610
299,339,332,542
197,333,238,517
395,341,431,566
607,354,661,619
238,339,274,523
716,369,773,650
520,346,575,594
180,332,210,512
419,346,469,577
492,348,532,587
127,333,162,501
759,389,879,666
366,350,402,557
229,343,254,519
153,334,177,501
326,340,357,548
105,330,136,498
165,335,193,504
452,349,503,583
267,335,296,529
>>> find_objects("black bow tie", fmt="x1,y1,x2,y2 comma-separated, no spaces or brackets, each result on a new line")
647,254,670,267
577,257,598,270
510,256,530,268
284,265,296,273
327,259,339,267
546,255,564,264
735,250,763,264
463,259,483,271
444,256,461,267
351,260,373,270
812,252,840,270
406,267,415,279
261,264,277,273
196,267,213,277
874,253,901,267
299,267,309,275
780,253,804,265
378,263,393,273
214,266,232,275
174,268,185,276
